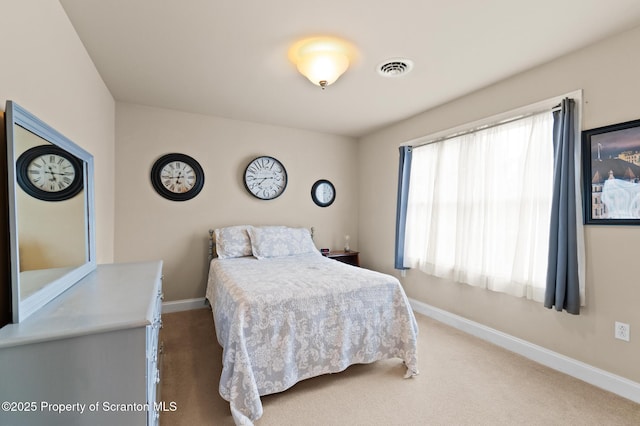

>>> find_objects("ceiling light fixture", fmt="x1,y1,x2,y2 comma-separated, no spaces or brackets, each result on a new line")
288,37,354,90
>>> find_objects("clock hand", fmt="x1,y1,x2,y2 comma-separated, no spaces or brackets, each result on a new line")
45,165,70,177
46,166,57,181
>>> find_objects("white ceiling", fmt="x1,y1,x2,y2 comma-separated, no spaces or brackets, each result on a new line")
59,0,640,138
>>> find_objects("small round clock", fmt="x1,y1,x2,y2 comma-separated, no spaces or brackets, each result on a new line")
243,156,288,200
16,144,84,202
150,153,205,201
311,179,336,207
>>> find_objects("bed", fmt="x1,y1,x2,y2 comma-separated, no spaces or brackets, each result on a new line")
205,225,419,425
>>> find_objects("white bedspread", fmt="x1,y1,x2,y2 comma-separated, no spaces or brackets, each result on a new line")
206,253,419,425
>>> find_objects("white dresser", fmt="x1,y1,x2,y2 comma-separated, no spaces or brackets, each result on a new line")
0,261,163,426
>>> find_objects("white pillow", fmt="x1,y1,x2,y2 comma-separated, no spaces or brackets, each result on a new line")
214,225,253,259
248,226,318,259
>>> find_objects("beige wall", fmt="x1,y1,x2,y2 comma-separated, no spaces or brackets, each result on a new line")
114,103,358,301
358,25,640,383
0,0,116,264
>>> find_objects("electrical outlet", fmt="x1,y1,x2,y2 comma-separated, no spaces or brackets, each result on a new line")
614,322,630,342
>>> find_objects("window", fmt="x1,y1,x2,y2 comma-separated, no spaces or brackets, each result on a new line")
402,109,555,301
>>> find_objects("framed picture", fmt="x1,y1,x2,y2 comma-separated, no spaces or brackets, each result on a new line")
582,118,640,225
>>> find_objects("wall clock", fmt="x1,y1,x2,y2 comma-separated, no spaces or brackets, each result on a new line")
243,156,288,200
311,179,336,207
150,153,205,201
16,144,84,202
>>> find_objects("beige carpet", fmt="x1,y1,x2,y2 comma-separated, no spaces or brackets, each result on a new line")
159,308,640,426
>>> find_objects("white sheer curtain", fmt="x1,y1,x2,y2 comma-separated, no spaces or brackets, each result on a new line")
404,111,554,301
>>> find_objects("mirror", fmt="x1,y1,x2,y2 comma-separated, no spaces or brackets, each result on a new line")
5,101,96,323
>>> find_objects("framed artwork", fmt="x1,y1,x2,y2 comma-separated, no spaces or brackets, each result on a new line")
582,118,640,225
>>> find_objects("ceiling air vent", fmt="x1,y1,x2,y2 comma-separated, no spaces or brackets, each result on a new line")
377,58,414,77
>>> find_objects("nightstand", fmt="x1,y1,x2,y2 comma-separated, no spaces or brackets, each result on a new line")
322,250,360,267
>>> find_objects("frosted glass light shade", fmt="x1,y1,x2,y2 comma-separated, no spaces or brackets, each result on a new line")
289,37,353,88
296,50,349,86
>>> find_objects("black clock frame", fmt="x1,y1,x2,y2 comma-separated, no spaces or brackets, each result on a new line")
150,153,205,201
311,179,336,207
16,144,84,202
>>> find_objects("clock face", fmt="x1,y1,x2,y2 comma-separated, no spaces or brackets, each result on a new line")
16,145,84,201
311,179,336,207
27,154,76,192
160,161,197,194
244,156,287,200
151,153,205,201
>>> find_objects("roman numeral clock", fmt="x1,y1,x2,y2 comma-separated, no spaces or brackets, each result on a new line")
150,153,205,201
16,145,84,202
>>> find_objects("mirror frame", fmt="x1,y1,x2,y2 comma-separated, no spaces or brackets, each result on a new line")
5,101,96,323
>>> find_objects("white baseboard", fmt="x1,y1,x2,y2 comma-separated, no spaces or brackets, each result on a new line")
409,298,640,404
162,297,208,314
